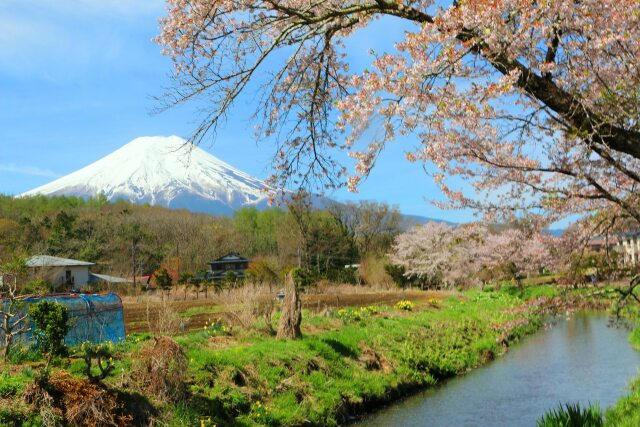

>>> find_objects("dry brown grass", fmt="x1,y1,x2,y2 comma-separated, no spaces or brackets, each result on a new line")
133,336,188,403
24,371,132,427
216,283,277,332
144,299,185,336
359,341,392,372
357,255,395,288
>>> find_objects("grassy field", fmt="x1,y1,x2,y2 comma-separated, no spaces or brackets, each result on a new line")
0,285,557,426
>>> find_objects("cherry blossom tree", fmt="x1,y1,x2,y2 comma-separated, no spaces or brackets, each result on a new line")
157,0,640,225
390,222,486,287
390,221,556,287
390,222,456,285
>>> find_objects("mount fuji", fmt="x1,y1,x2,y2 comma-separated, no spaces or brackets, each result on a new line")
21,136,274,215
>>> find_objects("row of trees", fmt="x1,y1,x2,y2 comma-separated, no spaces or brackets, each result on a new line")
0,194,405,288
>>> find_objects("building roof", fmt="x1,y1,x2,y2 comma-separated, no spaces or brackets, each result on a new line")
620,230,640,239
26,255,95,268
209,252,249,264
89,273,130,284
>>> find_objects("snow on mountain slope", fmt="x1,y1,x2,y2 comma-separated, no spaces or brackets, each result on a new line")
21,136,273,215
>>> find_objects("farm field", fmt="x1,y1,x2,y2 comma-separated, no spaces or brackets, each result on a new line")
122,289,451,333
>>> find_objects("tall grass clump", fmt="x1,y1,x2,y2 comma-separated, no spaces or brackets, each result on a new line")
536,402,603,427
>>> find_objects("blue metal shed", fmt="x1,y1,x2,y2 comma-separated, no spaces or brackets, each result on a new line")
3,293,126,347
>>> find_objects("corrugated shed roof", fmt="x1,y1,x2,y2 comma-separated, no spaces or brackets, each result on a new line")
26,255,95,268
89,273,130,284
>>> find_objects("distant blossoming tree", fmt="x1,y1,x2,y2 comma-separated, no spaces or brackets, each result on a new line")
390,221,556,287
481,228,557,278
157,0,640,225
389,222,458,285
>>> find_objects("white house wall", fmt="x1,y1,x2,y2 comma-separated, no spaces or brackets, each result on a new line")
620,237,640,265
43,266,91,291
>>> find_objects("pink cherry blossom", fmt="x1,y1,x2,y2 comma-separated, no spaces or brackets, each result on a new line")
157,0,640,226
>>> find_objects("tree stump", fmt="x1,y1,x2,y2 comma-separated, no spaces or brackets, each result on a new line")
276,272,302,340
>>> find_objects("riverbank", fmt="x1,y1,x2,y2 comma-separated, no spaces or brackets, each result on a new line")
356,312,640,426
177,291,542,426
0,285,605,426
604,326,640,426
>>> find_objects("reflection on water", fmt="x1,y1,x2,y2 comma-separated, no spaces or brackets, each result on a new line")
354,314,640,427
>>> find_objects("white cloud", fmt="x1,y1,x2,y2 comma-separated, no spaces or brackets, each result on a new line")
0,164,60,178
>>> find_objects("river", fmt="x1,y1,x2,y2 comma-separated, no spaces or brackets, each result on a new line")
353,313,640,426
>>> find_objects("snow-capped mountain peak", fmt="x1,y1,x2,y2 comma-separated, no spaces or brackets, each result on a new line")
21,136,272,215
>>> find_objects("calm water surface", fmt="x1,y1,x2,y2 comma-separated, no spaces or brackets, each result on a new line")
354,314,640,427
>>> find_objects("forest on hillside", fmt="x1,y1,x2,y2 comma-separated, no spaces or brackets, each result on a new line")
0,194,404,285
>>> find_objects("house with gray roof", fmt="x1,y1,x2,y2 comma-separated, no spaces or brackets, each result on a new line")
25,255,128,292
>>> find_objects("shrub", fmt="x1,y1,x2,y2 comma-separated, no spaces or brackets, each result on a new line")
223,271,239,288
155,268,173,294
21,279,50,296
384,264,410,288
536,402,603,427
355,255,393,287
78,340,115,383
134,336,188,402
395,300,415,311
146,298,184,335
28,300,69,363
290,267,314,289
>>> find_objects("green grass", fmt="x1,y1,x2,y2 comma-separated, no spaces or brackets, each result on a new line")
537,402,603,427
604,325,640,426
172,292,541,426
499,283,560,300
0,286,550,426
605,376,640,427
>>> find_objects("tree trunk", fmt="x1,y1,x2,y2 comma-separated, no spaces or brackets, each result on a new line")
3,337,10,360
3,324,11,360
276,272,302,340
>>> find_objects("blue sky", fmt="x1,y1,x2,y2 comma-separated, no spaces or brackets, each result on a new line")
0,0,479,222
